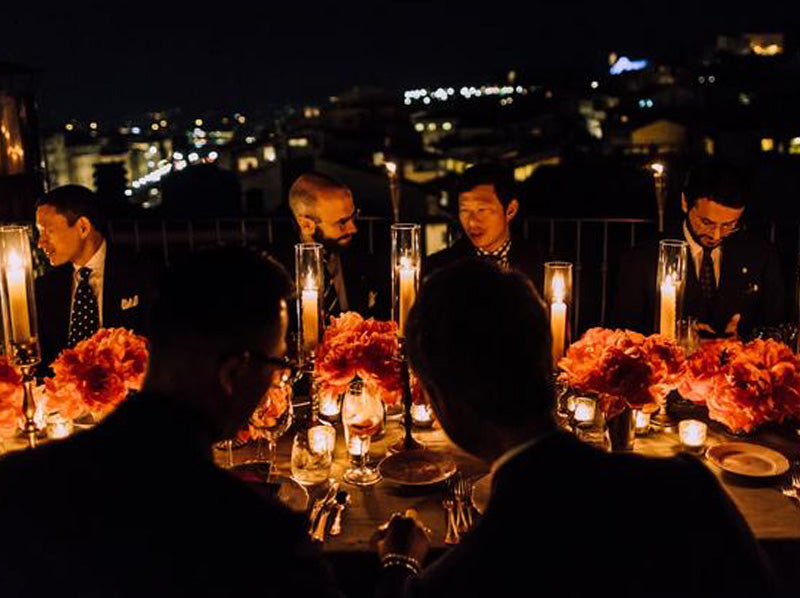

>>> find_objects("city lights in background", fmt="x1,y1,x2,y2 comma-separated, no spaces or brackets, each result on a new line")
403,84,530,105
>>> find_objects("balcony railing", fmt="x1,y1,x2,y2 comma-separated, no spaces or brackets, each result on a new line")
107,216,798,336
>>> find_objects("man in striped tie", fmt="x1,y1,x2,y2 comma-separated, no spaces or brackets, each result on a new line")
283,172,388,321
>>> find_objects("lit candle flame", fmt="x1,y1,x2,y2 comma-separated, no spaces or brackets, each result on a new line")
650,162,665,176
385,161,397,177
303,272,316,291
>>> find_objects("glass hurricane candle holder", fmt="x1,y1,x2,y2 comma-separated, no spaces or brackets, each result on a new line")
656,240,688,341
391,224,421,338
634,410,651,435
295,243,323,365
411,403,434,428
544,262,573,367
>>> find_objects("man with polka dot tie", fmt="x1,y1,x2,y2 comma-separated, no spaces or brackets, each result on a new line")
35,185,154,373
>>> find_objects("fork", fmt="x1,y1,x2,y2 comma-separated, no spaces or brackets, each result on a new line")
443,498,460,545
454,476,474,532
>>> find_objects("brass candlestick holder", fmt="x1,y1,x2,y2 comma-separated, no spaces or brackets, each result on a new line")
9,342,39,448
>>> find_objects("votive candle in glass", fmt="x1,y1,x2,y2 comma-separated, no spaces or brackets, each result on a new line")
679,419,707,450
634,410,651,435
573,397,596,425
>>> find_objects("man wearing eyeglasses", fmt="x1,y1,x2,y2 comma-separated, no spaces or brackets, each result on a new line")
0,248,342,597
612,162,785,338
280,172,388,320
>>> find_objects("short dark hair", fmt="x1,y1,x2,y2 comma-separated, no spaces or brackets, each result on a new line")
683,162,749,210
458,163,517,208
406,259,554,427
150,247,293,352
288,172,351,216
35,185,108,237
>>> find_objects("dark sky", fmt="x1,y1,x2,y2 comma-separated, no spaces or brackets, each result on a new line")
2,1,798,124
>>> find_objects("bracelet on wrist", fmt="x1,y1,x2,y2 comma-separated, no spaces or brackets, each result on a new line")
381,553,421,575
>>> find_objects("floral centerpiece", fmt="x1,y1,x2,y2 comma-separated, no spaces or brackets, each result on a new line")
44,328,149,422
314,312,402,406
558,328,686,420
678,338,800,433
0,355,22,439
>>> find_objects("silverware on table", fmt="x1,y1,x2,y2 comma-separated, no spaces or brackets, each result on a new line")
329,490,350,537
454,475,474,533
308,480,339,536
443,498,460,545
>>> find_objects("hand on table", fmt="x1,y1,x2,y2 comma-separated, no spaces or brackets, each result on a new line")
374,508,431,565
696,313,741,338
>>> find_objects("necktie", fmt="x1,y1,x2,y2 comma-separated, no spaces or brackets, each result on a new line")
68,267,100,347
323,261,340,318
699,248,716,300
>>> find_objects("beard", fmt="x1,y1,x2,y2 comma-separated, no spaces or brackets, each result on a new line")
685,217,722,249
312,228,354,254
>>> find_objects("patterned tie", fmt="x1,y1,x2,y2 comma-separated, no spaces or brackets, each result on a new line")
699,248,716,301
68,267,100,347
323,260,340,319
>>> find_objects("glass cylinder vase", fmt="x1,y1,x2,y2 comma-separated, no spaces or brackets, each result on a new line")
295,243,323,365
0,226,40,367
656,240,688,340
543,262,573,367
391,224,421,338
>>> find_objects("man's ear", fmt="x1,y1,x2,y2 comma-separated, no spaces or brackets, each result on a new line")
506,199,519,222
76,216,93,239
680,194,689,214
296,214,316,238
218,354,244,397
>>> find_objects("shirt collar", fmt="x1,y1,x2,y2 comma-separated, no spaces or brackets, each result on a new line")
74,240,107,274
475,236,512,259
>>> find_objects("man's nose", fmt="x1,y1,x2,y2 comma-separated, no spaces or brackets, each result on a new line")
712,227,722,243
345,220,357,236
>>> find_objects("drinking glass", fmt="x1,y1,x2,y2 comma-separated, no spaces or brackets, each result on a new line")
341,381,383,486
250,385,294,480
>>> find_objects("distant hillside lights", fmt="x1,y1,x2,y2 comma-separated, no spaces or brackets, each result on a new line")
403,84,528,105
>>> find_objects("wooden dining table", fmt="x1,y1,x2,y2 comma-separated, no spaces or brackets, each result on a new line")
218,409,800,597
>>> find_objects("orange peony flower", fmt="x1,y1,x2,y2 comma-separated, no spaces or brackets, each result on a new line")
45,328,149,421
0,355,22,438
315,312,402,403
558,328,686,419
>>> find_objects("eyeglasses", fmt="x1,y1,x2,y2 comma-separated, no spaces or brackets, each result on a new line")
311,208,360,231
691,212,740,236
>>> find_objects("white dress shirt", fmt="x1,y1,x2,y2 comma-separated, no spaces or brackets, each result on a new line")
683,221,721,286
71,241,106,326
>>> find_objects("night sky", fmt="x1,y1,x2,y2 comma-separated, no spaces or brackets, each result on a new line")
1,1,798,125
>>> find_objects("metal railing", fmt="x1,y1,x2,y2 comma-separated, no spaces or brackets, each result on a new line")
107,215,798,335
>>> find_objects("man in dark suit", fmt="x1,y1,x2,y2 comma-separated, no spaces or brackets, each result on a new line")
276,172,389,320
425,163,543,289
611,163,784,337
34,185,154,370
375,259,776,598
0,248,342,597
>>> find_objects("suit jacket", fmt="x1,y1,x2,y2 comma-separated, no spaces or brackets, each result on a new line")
35,245,156,370
610,228,785,337
378,432,776,598
0,392,341,598
424,235,544,292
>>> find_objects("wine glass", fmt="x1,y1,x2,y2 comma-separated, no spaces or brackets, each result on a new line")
250,385,294,480
341,380,383,486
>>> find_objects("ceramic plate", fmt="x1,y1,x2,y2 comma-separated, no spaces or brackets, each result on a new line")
706,442,789,478
229,465,309,512
379,450,457,486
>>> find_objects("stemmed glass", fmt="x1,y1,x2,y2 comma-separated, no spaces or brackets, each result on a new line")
341,380,383,486
250,384,294,481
